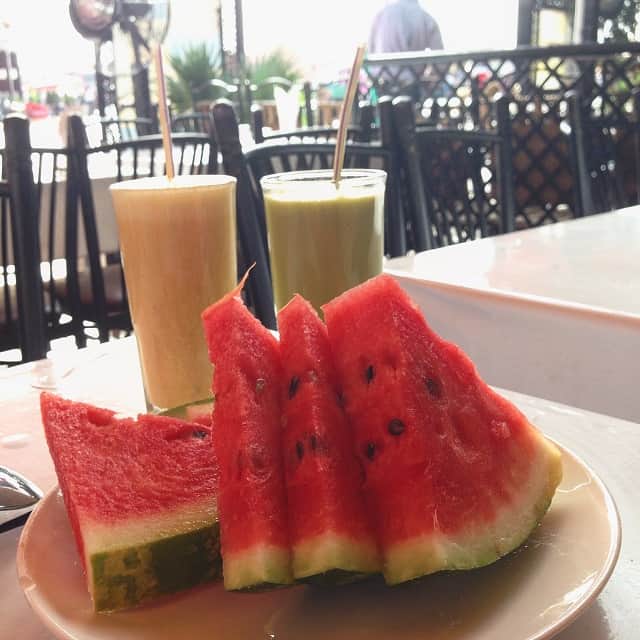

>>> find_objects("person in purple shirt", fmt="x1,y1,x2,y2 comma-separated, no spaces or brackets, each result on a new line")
368,0,444,55
367,0,444,91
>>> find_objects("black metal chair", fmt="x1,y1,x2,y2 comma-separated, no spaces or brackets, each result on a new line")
170,110,219,172
211,99,408,329
0,115,48,364
3,117,94,350
63,114,218,347
171,110,213,134
566,90,635,217
251,100,377,145
391,94,516,250
211,100,277,329
98,117,155,144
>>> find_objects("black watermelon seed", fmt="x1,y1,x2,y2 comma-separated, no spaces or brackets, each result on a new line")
192,429,207,439
296,441,304,460
388,419,405,436
289,376,300,399
365,442,376,461
336,391,345,408
256,378,266,394
365,365,375,384
310,434,318,451
425,377,442,398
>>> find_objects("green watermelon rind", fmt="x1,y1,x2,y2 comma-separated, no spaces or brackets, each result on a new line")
382,433,563,585
80,497,221,611
89,522,221,611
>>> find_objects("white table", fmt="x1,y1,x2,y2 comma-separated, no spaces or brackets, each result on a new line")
386,208,640,422
0,337,639,639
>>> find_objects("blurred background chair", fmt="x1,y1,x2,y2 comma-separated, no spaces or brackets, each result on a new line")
251,99,376,145
391,94,516,250
63,113,219,347
211,98,408,329
566,90,637,217
210,99,277,329
98,116,155,144
0,115,48,364
171,110,214,134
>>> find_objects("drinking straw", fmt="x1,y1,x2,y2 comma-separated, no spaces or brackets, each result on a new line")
332,44,366,185
153,45,175,180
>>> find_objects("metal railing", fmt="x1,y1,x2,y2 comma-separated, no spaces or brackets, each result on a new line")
363,43,640,222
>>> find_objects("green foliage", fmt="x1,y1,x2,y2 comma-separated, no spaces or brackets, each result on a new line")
246,49,301,100
167,43,222,113
45,91,59,107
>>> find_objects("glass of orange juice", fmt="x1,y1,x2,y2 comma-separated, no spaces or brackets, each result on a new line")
110,175,237,412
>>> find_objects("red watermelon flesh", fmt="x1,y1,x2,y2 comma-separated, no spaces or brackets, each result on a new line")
278,295,381,581
322,275,562,584
40,393,220,611
201,279,292,590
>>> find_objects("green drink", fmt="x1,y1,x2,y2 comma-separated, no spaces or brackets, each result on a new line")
262,170,386,312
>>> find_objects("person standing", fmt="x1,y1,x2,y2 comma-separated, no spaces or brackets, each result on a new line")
368,0,444,56
367,0,444,92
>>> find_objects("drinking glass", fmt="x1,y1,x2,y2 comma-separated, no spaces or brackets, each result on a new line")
110,175,237,412
261,169,386,313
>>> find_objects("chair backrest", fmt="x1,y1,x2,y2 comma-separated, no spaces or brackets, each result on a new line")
251,101,377,145
171,110,214,135
99,117,155,144
212,99,408,324
0,115,48,363
391,94,516,250
66,113,219,345
211,100,276,329
223,98,408,258
566,90,633,217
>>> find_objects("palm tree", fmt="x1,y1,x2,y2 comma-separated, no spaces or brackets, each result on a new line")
167,43,221,113
246,49,301,99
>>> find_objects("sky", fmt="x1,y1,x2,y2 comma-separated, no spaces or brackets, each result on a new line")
0,0,519,89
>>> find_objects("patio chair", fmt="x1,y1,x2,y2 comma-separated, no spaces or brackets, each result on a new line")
62,114,218,348
98,117,155,144
211,99,408,328
566,90,635,217
171,110,214,134
0,115,48,364
391,94,516,250
251,100,377,145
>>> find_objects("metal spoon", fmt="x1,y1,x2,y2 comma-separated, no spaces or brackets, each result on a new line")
0,466,43,528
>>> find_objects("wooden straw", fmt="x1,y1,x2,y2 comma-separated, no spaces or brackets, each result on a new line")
153,45,175,180
333,44,366,185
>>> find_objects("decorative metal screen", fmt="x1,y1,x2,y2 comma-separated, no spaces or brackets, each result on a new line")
364,42,640,223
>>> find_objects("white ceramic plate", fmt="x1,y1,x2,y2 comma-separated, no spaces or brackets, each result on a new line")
17,442,620,640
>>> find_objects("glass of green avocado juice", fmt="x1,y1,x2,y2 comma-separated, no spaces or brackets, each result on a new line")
261,169,386,313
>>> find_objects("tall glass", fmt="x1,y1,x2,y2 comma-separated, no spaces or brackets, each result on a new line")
262,169,386,313
110,175,237,412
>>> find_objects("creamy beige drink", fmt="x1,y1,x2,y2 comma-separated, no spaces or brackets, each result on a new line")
262,170,385,312
111,175,236,411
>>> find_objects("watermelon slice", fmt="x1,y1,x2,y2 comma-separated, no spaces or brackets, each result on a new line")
201,279,293,590
322,275,563,585
278,295,381,582
40,393,220,611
